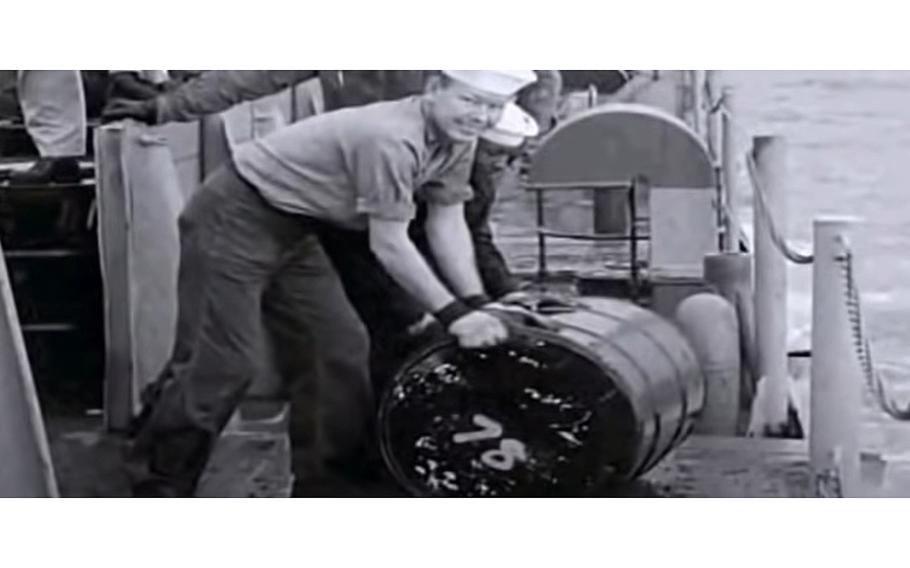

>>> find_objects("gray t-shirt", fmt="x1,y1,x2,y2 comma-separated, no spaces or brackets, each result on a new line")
233,96,475,230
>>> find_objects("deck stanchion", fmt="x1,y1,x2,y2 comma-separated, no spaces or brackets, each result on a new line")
751,136,791,435
721,86,741,252
810,217,862,497
705,71,721,161
0,245,58,496
690,70,704,136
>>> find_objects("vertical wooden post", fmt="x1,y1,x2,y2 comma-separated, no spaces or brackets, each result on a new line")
95,124,133,432
721,86,740,252
810,217,862,497
751,136,790,434
0,245,58,496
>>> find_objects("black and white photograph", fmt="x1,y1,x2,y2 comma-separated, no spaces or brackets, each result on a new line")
2,2,909,565
4,68,909,500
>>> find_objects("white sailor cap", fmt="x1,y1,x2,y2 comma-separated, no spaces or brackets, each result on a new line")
480,102,540,148
442,70,537,97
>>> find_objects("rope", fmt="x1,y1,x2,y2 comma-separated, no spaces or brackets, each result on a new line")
700,85,813,264
838,247,910,420
745,153,815,265
711,100,814,264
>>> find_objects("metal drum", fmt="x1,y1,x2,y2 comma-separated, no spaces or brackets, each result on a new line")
378,296,705,497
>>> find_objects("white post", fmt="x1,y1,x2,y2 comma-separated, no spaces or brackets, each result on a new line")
0,247,58,496
810,217,862,497
705,70,721,162
721,86,740,253
751,136,790,434
690,70,704,136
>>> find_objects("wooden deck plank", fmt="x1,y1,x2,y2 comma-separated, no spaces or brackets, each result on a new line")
195,432,292,498
196,401,293,498
44,403,910,497
642,435,813,497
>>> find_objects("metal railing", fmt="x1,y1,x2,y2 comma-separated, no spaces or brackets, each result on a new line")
524,178,648,300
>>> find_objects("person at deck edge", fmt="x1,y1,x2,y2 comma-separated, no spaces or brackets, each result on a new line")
126,70,536,497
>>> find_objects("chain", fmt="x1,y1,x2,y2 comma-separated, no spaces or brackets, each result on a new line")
838,246,910,420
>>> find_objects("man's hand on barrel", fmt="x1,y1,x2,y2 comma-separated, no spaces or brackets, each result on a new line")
448,311,509,349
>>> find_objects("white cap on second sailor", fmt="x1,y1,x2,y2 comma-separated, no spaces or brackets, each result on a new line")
442,70,537,97
480,102,540,148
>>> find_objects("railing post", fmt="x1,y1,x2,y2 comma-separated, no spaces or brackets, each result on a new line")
705,70,721,162
751,135,790,434
0,242,58,496
721,86,740,252
810,217,862,497
690,70,704,137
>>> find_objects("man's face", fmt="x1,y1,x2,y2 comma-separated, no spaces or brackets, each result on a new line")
428,78,512,143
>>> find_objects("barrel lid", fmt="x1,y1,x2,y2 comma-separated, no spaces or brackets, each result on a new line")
378,328,638,497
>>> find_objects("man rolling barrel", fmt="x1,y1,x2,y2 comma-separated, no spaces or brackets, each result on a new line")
103,68,565,385
125,70,538,497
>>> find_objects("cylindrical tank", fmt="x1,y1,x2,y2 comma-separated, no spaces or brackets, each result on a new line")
378,296,705,497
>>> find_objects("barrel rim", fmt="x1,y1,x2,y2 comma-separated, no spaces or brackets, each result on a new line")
377,320,641,496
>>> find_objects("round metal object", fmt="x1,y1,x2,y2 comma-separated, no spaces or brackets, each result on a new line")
379,326,637,497
378,296,706,497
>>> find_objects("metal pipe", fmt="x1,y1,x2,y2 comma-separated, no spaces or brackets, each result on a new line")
537,229,650,242
525,181,634,192
628,178,640,299
535,188,547,279
721,86,741,252
691,70,704,137
705,70,721,161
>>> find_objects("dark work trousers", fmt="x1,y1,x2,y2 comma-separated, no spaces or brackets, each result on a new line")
126,161,372,497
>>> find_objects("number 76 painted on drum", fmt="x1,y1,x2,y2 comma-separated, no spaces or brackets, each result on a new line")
453,414,529,472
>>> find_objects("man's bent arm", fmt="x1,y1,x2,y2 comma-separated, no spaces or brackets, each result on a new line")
425,202,486,300
155,70,318,123
369,217,457,314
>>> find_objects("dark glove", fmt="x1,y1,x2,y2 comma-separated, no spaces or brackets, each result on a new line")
108,71,165,101
101,98,158,125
